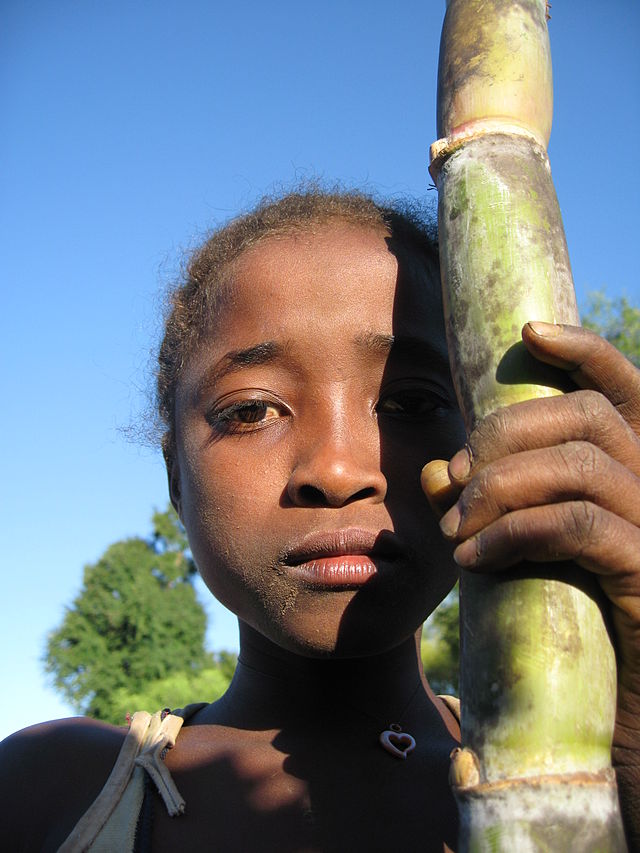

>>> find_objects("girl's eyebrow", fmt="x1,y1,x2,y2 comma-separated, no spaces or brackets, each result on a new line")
191,334,451,403
357,332,451,372
220,341,283,371
193,341,287,400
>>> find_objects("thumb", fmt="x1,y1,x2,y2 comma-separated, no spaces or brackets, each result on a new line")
421,459,461,518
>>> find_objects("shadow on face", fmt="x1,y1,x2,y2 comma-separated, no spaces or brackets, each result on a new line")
331,235,465,656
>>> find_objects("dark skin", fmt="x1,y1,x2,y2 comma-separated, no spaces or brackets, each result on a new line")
1,224,639,851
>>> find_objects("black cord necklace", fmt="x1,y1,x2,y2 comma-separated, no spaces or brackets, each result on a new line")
236,658,422,760
376,680,421,759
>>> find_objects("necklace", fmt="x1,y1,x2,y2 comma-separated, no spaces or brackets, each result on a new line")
377,681,421,760
235,658,423,760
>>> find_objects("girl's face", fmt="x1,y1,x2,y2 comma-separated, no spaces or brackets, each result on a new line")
172,223,465,657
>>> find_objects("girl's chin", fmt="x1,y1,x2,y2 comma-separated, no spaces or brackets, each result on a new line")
202,557,455,658
252,599,426,660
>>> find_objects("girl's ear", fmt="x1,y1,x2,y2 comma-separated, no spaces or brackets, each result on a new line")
164,447,183,519
168,463,182,518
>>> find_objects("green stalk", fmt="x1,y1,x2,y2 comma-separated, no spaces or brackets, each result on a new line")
430,1,626,849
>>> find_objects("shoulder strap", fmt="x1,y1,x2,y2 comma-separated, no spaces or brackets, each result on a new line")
57,709,187,853
172,701,209,723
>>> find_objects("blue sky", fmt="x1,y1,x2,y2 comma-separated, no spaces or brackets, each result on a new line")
2,0,639,740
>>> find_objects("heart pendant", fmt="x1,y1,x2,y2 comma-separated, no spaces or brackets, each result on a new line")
379,727,416,759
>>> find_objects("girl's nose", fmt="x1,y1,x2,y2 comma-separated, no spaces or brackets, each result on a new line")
286,417,387,508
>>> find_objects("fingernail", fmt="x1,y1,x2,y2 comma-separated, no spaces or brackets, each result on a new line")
453,539,477,568
439,504,461,538
527,321,562,337
421,459,452,498
449,447,471,481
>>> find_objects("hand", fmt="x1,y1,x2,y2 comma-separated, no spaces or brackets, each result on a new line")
422,321,640,844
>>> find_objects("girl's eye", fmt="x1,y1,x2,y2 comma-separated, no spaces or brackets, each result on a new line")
209,399,285,434
377,389,450,420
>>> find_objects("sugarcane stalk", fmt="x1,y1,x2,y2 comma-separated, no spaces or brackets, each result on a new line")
429,1,627,849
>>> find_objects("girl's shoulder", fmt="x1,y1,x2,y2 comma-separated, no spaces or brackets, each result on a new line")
0,716,127,852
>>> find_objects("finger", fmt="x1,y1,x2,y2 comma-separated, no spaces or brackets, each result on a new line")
522,322,640,430
439,441,640,541
421,459,461,518
451,502,640,683
448,389,640,483
451,502,640,693
452,501,640,594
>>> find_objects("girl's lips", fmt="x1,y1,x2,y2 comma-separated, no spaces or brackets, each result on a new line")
281,528,405,588
286,555,380,587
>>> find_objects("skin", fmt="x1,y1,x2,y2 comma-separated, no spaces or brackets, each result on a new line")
170,224,464,659
1,223,639,851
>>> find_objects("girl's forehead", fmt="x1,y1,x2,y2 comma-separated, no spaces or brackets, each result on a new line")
224,222,441,323
233,222,397,276
177,223,451,410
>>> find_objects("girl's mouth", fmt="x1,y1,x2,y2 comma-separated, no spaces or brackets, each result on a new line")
285,555,379,587
281,528,405,588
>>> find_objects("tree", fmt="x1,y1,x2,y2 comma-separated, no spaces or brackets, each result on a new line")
108,651,236,723
421,585,459,695
581,292,640,367
44,507,234,723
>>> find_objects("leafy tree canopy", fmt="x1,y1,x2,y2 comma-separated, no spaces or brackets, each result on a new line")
44,507,234,723
581,292,640,367
109,652,235,723
421,586,459,696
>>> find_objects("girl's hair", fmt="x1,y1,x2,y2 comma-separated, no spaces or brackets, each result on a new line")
157,187,439,468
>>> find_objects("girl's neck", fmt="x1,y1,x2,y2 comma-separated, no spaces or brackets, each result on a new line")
210,621,440,733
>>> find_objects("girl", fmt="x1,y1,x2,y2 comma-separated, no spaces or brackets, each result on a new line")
2,190,639,851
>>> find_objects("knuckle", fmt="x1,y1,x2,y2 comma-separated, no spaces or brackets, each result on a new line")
566,500,598,550
505,512,521,543
471,407,510,453
572,388,636,454
464,470,489,507
460,466,507,522
560,440,601,478
574,389,610,432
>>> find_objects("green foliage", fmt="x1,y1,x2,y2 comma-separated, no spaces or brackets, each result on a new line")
581,292,640,367
109,653,236,723
44,507,231,722
151,506,192,557
215,649,240,683
421,585,459,696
